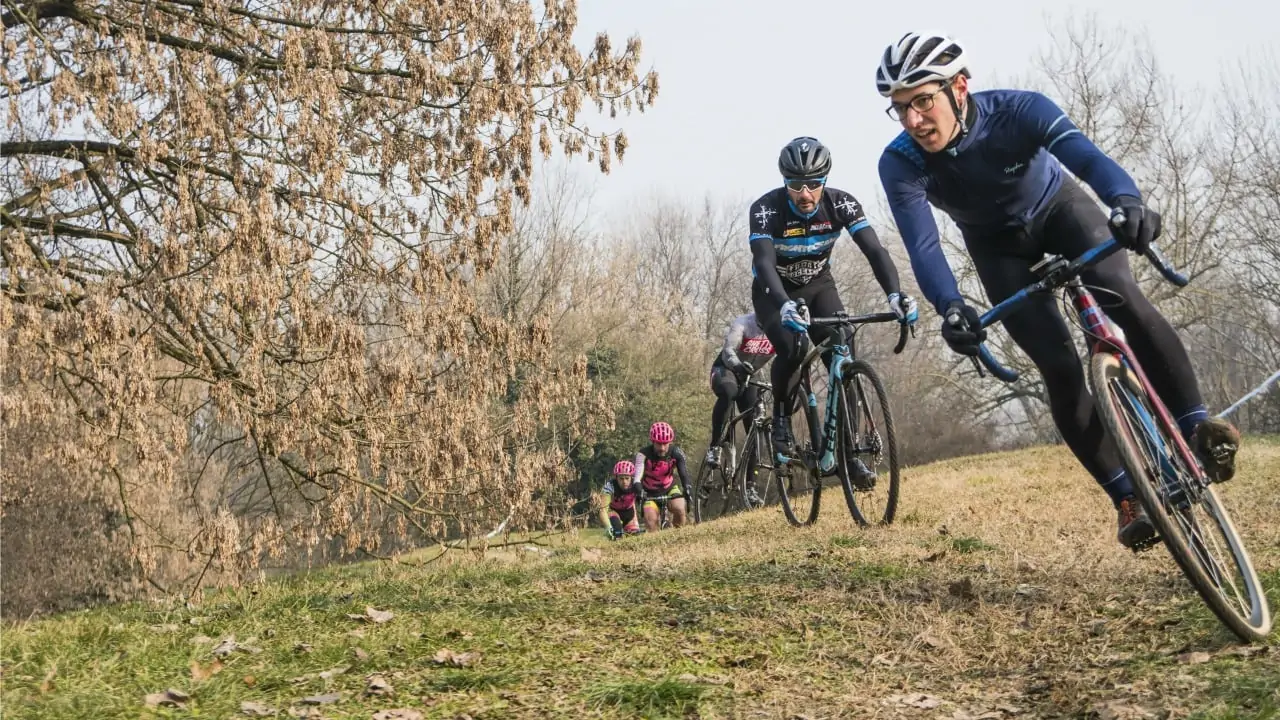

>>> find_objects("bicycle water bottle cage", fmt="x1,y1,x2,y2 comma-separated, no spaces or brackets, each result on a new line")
1030,254,1070,281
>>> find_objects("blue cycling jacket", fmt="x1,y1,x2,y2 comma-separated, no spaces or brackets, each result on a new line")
878,89,1141,313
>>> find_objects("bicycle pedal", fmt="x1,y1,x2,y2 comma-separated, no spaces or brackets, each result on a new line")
1129,534,1163,553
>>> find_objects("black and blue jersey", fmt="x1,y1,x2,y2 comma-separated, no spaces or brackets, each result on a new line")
747,187,872,287
879,88,1142,313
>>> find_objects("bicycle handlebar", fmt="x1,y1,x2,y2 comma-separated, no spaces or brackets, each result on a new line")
966,236,1188,383
804,307,915,355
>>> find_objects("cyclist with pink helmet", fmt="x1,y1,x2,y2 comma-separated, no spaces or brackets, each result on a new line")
633,422,691,531
599,459,643,540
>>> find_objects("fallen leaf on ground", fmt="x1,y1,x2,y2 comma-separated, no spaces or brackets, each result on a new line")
241,700,276,716
319,665,350,681
191,658,224,681
922,549,948,562
353,647,369,661
365,674,393,696
148,624,181,633
580,547,603,563
287,708,323,719
144,688,190,709
294,643,313,654
347,606,394,624
1176,651,1211,665
433,648,480,667
372,711,423,720
212,637,240,657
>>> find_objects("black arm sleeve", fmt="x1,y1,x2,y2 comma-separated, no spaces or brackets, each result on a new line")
849,226,901,296
750,240,791,308
674,447,691,497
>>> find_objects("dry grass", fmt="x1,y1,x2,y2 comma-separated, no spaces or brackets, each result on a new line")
3,440,1278,719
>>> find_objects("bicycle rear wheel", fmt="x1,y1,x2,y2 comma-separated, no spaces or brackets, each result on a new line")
776,376,822,527
1091,352,1271,642
837,360,900,527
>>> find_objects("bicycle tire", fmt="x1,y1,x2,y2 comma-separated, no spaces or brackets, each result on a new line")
837,360,900,527
737,425,776,510
776,374,822,527
691,457,714,524
1091,352,1271,642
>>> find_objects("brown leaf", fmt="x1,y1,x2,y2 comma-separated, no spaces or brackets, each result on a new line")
433,648,480,667
352,647,369,661
1175,651,1211,665
212,636,240,657
243,675,257,687
365,606,395,624
348,606,394,624
144,688,190,709
241,700,277,716
190,658,224,682
921,549,948,563
319,665,350,681
580,547,603,563
298,692,341,705
148,624,181,634
294,643,313,654
365,673,393,696
374,710,424,720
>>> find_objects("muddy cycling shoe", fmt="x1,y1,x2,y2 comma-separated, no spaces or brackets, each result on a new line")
705,446,721,469
848,458,877,490
772,415,795,461
1116,495,1157,551
1191,417,1241,484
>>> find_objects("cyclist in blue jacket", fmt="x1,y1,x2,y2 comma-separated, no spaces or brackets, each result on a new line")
875,30,1241,549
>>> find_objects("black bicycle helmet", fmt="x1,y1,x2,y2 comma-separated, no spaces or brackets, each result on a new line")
777,137,832,180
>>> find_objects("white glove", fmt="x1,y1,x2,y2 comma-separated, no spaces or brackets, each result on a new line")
888,292,919,324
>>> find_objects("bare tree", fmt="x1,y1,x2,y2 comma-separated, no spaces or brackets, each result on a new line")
1,0,657,611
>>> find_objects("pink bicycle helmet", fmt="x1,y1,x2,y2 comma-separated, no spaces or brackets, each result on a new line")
612,460,636,476
650,422,675,444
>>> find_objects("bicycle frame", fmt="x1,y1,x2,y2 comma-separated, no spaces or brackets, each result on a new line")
781,310,909,471
973,238,1203,488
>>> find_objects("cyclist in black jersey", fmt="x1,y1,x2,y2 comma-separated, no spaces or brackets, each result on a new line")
749,136,919,473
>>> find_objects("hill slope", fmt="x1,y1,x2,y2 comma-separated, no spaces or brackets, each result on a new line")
4,441,1279,719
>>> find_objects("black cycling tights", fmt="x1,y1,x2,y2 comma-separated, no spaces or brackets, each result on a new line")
967,178,1204,484
709,365,760,444
752,272,846,419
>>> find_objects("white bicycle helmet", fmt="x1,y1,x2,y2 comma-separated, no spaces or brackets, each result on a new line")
876,31,970,97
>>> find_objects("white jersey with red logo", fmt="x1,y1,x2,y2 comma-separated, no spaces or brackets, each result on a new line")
719,313,774,370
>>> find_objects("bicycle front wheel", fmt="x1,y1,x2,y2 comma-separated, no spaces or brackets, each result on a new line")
1091,352,1271,642
837,360,900,527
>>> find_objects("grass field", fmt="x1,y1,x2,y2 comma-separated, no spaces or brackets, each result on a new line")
3,440,1278,719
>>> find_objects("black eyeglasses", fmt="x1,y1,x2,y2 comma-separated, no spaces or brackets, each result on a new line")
885,83,951,121
785,176,826,193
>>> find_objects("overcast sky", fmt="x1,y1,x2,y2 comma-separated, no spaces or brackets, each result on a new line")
565,0,1278,227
